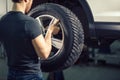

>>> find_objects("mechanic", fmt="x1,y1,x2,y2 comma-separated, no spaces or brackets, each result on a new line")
0,0,59,80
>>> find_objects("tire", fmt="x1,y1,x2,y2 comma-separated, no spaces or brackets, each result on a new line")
28,3,84,72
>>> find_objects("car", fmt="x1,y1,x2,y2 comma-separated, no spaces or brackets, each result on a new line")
0,0,120,72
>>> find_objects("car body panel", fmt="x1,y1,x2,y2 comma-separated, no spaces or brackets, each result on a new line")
87,0,120,22
95,22,120,38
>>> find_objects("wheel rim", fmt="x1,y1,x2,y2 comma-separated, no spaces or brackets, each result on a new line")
35,14,64,60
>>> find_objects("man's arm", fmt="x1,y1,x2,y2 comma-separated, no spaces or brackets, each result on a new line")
32,19,59,59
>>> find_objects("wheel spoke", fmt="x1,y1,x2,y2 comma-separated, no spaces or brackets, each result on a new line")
49,17,56,26
52,38,63,49
36,17,44,27
36,17,45,35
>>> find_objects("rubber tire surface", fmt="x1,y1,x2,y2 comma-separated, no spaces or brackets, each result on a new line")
28,3,84,72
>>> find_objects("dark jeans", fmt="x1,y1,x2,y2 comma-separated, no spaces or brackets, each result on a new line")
7,69,44,80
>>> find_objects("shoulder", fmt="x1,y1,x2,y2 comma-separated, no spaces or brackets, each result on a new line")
25,19,42,39
23,15,35,21
0,13,9,21
25,16,40,28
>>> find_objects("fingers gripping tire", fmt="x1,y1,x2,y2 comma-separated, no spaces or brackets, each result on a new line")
28,3,84,72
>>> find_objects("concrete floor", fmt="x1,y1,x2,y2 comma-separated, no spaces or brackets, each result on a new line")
0,58,120,80
63,64,120,80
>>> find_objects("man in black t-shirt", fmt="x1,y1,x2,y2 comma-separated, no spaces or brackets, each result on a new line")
0,0,59,80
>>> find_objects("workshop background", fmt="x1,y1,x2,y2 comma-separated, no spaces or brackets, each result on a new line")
0,0,120,80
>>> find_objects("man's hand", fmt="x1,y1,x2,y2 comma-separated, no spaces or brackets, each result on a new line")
48,18,60,35
52,26,60,35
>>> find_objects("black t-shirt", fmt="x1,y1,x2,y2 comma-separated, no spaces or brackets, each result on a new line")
0,11,42,73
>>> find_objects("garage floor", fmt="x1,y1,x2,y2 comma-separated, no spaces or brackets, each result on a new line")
0,58,120,80
63,64,120,80
42,63,120,80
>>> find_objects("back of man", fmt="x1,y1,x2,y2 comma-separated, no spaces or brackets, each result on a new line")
0,11,43,80
0,0,59,79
